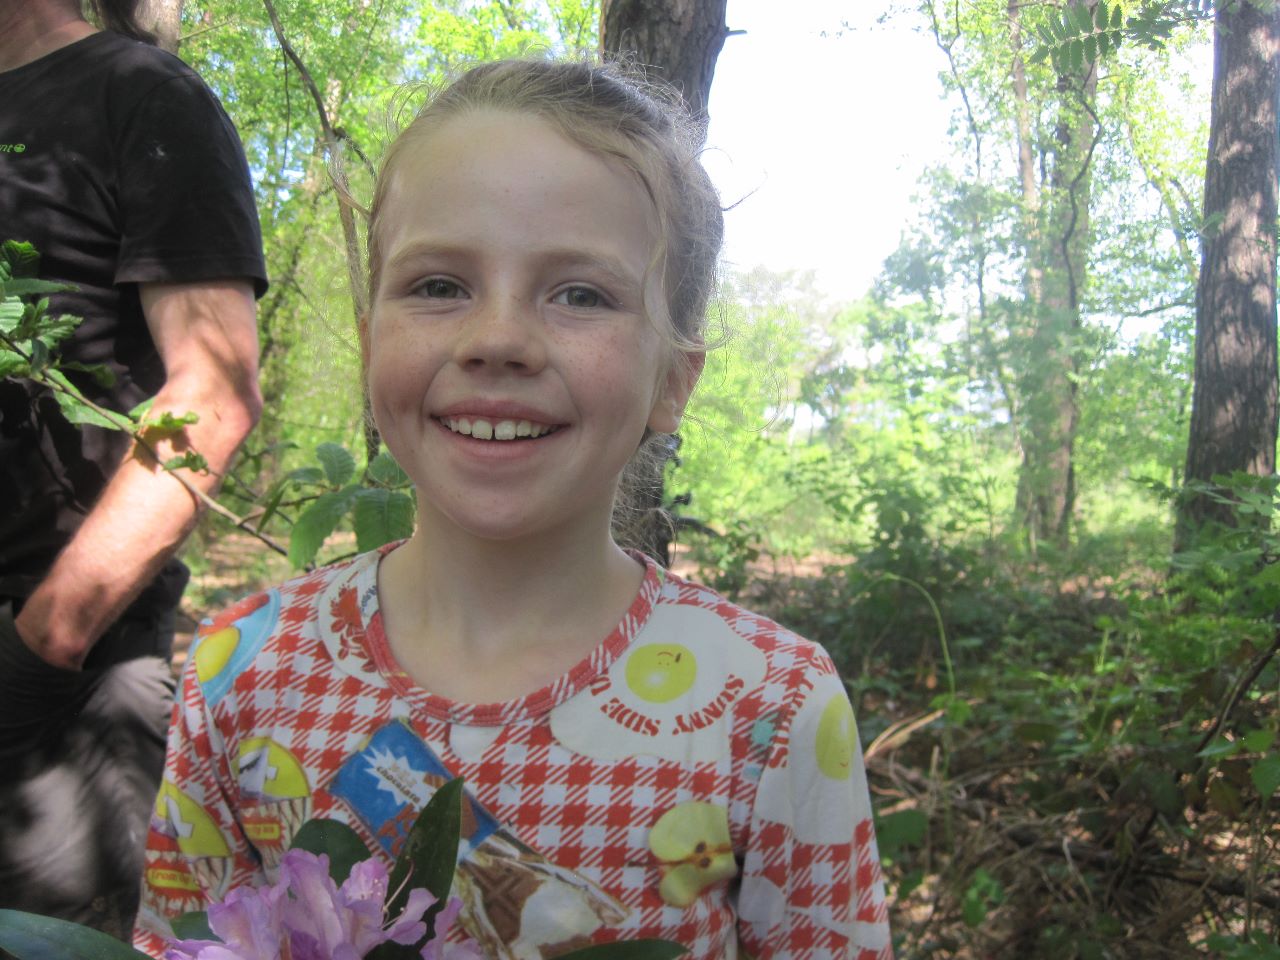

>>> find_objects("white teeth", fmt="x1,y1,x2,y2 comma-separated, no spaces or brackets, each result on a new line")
443,417,556,441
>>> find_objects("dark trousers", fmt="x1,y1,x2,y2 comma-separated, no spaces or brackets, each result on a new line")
0,601,176,941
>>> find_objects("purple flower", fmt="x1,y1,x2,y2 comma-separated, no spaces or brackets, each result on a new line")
164,849,470,960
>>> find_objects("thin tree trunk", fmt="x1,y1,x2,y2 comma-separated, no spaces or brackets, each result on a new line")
1011,2,1099,549
1177,0,1280,547
601,0,730,564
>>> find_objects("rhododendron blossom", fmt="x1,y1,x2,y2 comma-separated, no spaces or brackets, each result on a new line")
164,849,479,960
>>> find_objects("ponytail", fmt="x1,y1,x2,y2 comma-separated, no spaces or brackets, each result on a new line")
85,0,157,45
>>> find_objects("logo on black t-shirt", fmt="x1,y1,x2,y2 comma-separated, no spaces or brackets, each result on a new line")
0,143,26,153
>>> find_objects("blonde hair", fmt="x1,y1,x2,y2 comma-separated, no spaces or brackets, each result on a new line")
366,58,725,552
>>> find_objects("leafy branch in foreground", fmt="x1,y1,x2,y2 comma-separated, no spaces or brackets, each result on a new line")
1028,0,1218,73
0,239,287,553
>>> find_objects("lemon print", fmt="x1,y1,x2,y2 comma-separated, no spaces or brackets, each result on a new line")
154,781,231,858
648,801,737,907
238,738,310,799
625,643,697,703
814,693,857,780
194,626,240,684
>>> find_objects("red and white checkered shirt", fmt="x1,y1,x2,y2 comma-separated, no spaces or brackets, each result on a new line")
134,548,892,959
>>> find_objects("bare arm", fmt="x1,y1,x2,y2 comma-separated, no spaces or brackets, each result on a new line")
15,279,262,670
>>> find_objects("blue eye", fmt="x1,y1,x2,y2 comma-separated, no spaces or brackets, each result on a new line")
417,278,466,299
553,286,606,309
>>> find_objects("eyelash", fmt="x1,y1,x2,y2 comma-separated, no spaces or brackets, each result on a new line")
551,285,612,309
414,277,467,300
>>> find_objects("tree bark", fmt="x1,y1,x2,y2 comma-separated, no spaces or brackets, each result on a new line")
601,0,729,125
1010,2,1099,549
142,0,183,53
600,0,730,564
1178,0,1280,546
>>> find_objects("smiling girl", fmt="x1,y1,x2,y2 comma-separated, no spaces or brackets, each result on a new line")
134,59,892,960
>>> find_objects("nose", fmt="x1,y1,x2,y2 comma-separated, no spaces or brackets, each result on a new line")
453,291,547,374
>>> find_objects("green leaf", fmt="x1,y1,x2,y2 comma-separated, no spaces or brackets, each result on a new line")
1071,2,1094,34
1028,45,1051,66
163,451,209,473
1069,37,1085,72
1197,736,1241,759
353,487,415,552
385,778,464,928
0,909,153,960
2,278,73,298
316,441,356,487
142,410,200,436
556,942,690,959
288,485,359,568
366,449,410,488
285,466,326,486
1110,3,1123,29
874,808,929,858
168,911,216,942
1093,1,1110,30
289,818,372,884
1243,729,1276,753
0,353,29,378
1083,33,1098,63
58,361,116,388
53,390,124,430
1,240,40,279
1251,755,1280,797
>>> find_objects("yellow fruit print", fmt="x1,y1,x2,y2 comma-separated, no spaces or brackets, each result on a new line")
154,781,231,858
624,643,697,704
194,626,240,683
814,692,857,780
648,801,737,907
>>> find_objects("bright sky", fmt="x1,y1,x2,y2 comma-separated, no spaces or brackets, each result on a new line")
704,2,952,304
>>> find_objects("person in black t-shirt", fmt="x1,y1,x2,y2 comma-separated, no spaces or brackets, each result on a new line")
0,0,267,939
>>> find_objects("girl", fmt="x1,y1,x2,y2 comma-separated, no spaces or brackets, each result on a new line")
133,59,892,960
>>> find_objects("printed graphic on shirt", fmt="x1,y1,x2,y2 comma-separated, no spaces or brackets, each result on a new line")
330,720,629,959
237,737,313,869
190,590,281,707
316,555,391,685
737,672,891,954
549,603,767,762
648,801,737,907
147,780,233,914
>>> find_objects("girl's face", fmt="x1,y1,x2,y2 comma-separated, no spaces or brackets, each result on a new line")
365,110,694,546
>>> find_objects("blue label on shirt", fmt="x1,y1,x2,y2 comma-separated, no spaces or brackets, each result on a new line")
330,720,500,861
193,590,282,708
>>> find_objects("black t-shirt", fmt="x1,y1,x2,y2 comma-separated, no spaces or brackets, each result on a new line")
0,31,268,616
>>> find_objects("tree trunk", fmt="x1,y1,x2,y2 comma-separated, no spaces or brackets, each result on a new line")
601,0,730,564
1177,0,1280,547
142,0,183,53
601,0,729,124
1010,2,1098,550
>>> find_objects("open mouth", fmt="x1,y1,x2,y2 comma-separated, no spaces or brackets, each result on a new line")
438,416,562,441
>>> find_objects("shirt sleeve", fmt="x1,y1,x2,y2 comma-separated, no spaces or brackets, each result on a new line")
735,657,893,960
132,611,268,957
113,72,267,296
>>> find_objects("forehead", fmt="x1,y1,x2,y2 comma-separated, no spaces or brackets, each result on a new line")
377,110,659,268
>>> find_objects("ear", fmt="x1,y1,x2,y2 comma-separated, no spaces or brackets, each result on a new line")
648,347,705,434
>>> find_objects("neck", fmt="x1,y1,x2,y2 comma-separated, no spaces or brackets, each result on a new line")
0,0,97,72
377,512,646,698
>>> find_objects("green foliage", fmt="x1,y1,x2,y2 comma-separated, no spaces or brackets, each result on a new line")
0,911,148,960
